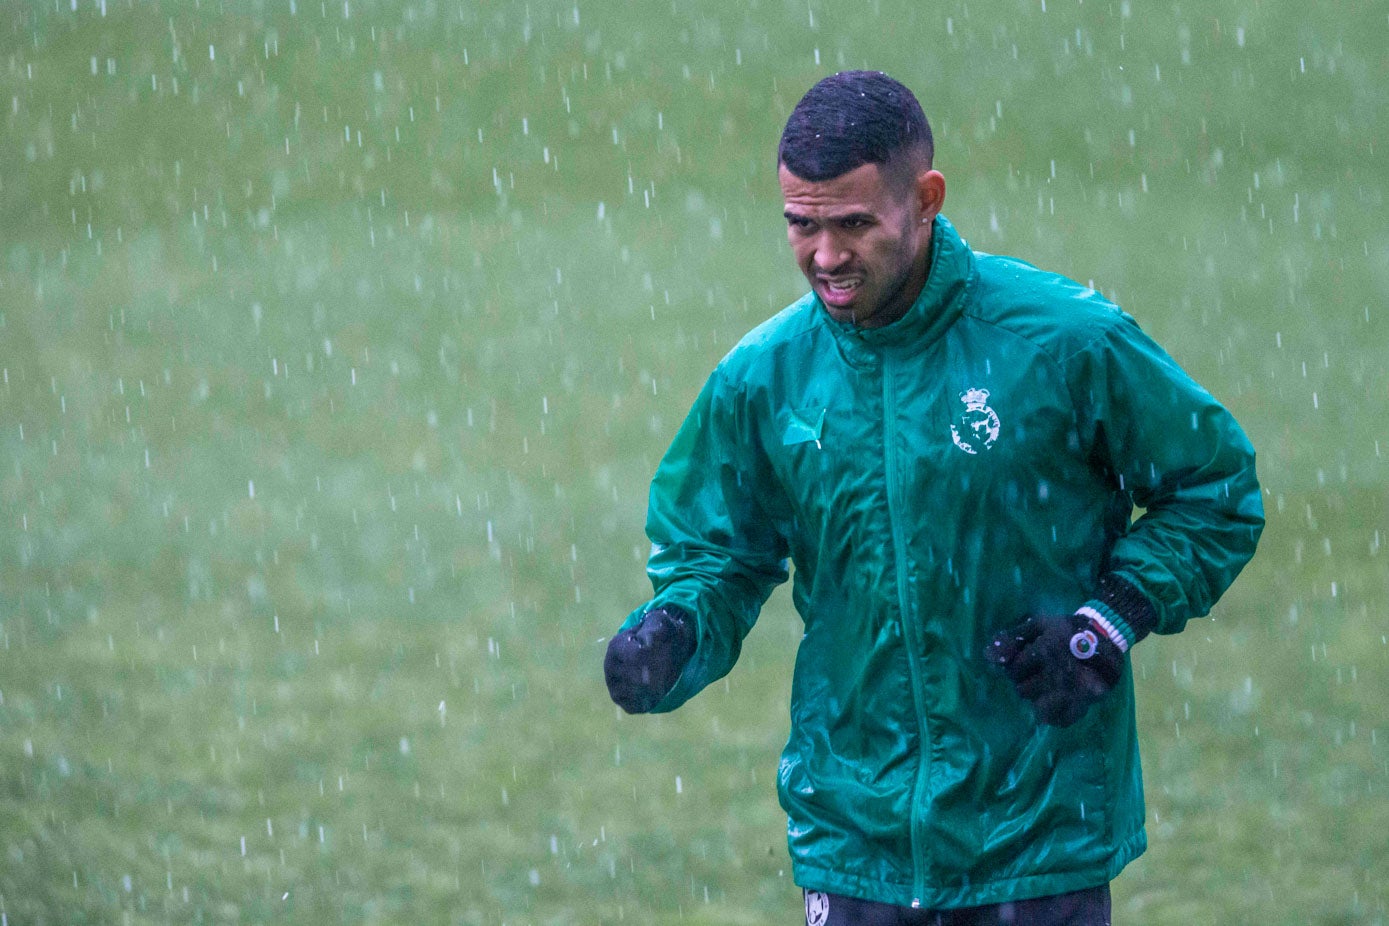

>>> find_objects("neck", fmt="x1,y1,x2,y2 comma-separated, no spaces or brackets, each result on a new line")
858,233,933,330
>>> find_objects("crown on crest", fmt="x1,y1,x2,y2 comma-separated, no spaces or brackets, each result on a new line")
960,387,991,408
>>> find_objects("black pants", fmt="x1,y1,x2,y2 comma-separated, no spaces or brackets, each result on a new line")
804,884,1111,926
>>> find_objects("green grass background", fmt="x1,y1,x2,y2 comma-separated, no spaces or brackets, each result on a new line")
1,0,1386,922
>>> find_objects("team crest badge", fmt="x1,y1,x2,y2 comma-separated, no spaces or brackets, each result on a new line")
805,890,830,926
950,387,1000,454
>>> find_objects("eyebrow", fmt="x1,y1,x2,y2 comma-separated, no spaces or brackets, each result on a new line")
783,210,875,223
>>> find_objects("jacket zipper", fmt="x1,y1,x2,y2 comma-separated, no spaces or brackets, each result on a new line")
881,353,932,905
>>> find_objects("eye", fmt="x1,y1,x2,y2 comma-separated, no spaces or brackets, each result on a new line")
840,217,869,230
786,215,812,230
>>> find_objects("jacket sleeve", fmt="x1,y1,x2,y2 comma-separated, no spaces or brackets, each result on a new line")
1069,314,1264,641
621,365,791,712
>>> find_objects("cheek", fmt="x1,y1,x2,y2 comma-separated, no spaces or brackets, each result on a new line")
878,231,915,271
858,237,895,272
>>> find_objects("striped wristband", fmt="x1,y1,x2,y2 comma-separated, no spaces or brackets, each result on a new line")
1077,603,1136,652
1075,574,1158,654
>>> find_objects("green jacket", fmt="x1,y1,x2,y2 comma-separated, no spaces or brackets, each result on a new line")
623,215,1263,908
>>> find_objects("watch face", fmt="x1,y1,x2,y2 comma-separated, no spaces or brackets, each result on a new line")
1069,629,1099,659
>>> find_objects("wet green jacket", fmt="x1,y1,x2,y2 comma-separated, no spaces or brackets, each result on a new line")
623,215,1263,908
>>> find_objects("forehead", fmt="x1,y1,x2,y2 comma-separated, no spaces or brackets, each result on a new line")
778,162,899,214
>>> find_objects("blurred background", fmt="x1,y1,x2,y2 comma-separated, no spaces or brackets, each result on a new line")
1,0,1385,923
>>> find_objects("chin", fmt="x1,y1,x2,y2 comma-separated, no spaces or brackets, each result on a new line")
824,304,859,322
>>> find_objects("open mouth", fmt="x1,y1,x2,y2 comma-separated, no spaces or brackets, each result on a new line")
818,278,862,306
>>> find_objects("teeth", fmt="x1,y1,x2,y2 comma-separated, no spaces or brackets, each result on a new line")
825,279,860,292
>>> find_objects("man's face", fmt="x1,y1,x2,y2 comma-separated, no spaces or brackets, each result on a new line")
779,161,942,329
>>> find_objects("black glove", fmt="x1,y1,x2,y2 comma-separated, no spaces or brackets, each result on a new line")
604,606,697,714
987,613,1124,727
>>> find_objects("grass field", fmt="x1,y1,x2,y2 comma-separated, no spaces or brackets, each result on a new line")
1,0,1386,923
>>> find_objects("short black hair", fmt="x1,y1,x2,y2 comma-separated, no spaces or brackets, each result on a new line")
778,71,933,188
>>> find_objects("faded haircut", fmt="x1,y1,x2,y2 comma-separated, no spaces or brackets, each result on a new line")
778,71,934,192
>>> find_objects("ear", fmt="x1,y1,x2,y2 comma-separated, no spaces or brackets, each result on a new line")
915,170,946,225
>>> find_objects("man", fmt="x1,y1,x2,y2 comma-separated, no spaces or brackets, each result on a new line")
604,71,1263,925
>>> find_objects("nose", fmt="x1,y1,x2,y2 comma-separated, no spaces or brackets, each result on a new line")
810,232,850,274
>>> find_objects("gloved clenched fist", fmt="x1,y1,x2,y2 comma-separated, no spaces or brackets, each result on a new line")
987,613,1124,727
604,606,697,714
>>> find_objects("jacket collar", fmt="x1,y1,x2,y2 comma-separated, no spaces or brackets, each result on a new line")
819,214,973,355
